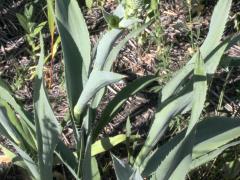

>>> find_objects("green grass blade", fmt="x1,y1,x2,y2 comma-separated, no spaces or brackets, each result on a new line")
34,35,61,179
93,75,158,141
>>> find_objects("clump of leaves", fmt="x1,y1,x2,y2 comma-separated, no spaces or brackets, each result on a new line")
0,0,240,179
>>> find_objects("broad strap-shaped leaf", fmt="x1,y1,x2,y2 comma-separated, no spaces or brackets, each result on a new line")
55,0,90,74
111,153,134,180
103,20,153,71
91,4,125,62
134,87,193,170
191,140,240,170
186,51,207,135
93,75,158,141
134,33,240,169
150,51,207,180
0,79,34,130
130,169,144,180
12,143,39,179
93,14,140,71
91,157,101,180
92,134,139,156
74,70,126,120
220,55,240,67
82,134,92,180
0,100,22,144
0,99,36,150
142,117,240,177
55,141,80,180
93,28,122,70
34,35,61,179
47,0,55,38
161,0,232,102
55,0,90,111
91,20,151,110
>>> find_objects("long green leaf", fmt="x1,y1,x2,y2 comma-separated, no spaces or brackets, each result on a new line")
74,70,125,120
34,35,61,179
0,100,22,144
55,0,90,112
190,140,240,170
161,0,232,102
134,87,193,169
93,75,158,141
93,29,122,70
135,33,240,169
55,141,80,180
12,143,39,179
91,157,101,180
142,117,240,177
92,134,139,156
82,134,92,180
103,20,153,71
47,0,55,38
151,51,207,180
112,153,134,180
0,79,34,130
0,99,36,150
91,20,151,110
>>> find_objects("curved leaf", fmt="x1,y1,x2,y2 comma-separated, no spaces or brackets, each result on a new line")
34,35,61,179
161,0,232,102
142,117,240,177
74,70,126,120
55,0,90,111
93,75,158,141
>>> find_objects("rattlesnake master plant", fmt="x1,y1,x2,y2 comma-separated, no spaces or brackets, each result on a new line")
0,0,240,179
